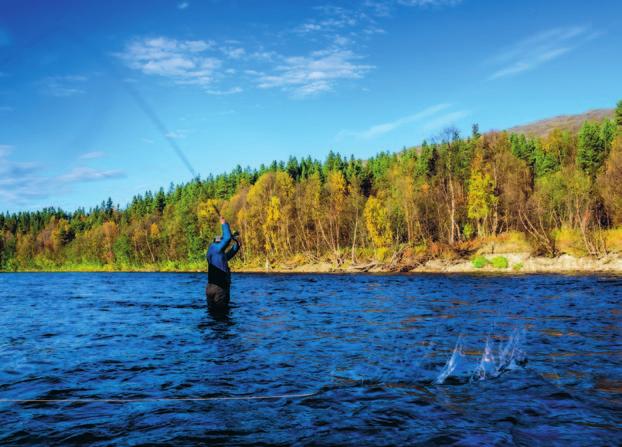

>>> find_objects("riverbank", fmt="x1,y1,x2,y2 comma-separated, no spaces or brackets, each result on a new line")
5,253,622,274
238,253,622,274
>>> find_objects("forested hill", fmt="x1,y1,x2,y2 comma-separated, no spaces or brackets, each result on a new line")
508,108,614,137
1,101,622,271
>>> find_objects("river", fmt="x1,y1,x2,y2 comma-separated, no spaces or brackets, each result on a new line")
0,273,620,445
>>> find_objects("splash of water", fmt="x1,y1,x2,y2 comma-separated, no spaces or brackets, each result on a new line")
435,335,465,384
473,337,497,381
496,327,526,372
436,328,526,385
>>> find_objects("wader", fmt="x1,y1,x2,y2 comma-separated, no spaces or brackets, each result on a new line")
206,263,231,311
206,282,230,310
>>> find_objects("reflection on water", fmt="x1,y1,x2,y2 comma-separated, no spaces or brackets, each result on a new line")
0,272,621,445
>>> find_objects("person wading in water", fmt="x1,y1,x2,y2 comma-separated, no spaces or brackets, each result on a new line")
206,216,240,310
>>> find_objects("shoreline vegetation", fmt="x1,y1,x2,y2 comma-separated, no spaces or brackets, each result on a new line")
4,257,622,274
4,232,622,274
2,103,622,275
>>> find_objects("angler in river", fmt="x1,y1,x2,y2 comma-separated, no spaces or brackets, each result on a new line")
205,215,240,311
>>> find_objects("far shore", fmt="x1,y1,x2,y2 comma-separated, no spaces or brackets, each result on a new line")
3,253,622,274
238,253,622,274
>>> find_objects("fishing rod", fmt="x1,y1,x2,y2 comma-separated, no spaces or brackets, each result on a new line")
210,203,240,239
211,203,221,217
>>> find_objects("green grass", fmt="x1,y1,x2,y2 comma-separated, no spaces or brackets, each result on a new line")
512,262,524,271
490,256,509,269
471,255,490,269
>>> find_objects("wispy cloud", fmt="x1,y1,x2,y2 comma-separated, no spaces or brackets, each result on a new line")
293,4,385,42
488,26,597,80
39,75,87,97
58,167,125,183
337,104,451,140
117,0,462,100
79,151,106,160
177,2,189,10
165,129,190,139
421,109,470,133
117,37,220,86
336,104,469,140
397,0,462,7
221,46,246,60
256,48,373,97
0,146,124,205
295,5,366,35
205,86,243,95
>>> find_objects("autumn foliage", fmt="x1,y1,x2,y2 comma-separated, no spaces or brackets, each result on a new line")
1,105,622,271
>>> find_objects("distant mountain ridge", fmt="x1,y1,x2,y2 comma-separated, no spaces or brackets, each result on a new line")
506,108,614,137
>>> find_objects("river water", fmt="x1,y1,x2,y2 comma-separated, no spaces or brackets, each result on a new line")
0,273,620,445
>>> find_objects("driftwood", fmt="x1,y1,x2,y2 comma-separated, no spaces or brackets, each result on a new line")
350,262,379,272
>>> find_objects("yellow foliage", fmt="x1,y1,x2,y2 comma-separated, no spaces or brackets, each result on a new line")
477,231,533,254
197,198,221,219
553,226,587,257
602,228,622,253
364,196,393,248
150,223,160,239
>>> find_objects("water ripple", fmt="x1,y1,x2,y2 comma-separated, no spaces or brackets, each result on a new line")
0,272,621,445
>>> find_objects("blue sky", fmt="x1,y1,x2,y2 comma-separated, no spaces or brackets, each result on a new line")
1,0,621,212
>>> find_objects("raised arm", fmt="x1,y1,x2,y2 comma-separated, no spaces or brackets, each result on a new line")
212,217,232,253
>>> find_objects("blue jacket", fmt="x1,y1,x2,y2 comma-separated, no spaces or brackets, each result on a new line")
206,223,239,287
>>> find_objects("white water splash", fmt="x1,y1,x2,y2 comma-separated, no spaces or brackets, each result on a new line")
435,335,465,384
436,328,526,385
496,327,526,372
473,337,497,381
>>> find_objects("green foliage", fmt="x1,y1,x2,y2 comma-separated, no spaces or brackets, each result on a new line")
1,101,622,271
471,255,489,269
490,256,509,269
512,262,524,271
577,120,615,177
616,100,622,128
532,139,560,176
463,223,474,240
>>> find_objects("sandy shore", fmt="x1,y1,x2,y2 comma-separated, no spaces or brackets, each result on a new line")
4,253,621,274
237,253,622,274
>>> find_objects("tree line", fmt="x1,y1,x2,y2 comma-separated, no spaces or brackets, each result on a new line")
1,101,622,270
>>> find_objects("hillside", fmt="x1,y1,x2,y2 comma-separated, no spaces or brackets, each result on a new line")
1,102,621,273
507,108,614,137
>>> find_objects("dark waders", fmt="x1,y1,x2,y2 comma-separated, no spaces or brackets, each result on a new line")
206,282,230,311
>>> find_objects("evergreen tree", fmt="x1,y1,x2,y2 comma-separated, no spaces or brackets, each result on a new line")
577,121,610,177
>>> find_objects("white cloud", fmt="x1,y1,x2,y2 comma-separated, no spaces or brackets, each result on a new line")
58,167,125,183
205,87,243,95
294,4,384,40
165,129,189,139
121,0,463,101
336,103,453,140
221,47,246,59
79,151,106,160
397,0,462,7
178,2,189,10
256,48,373,97
488,26,595,80
117,37,220,86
